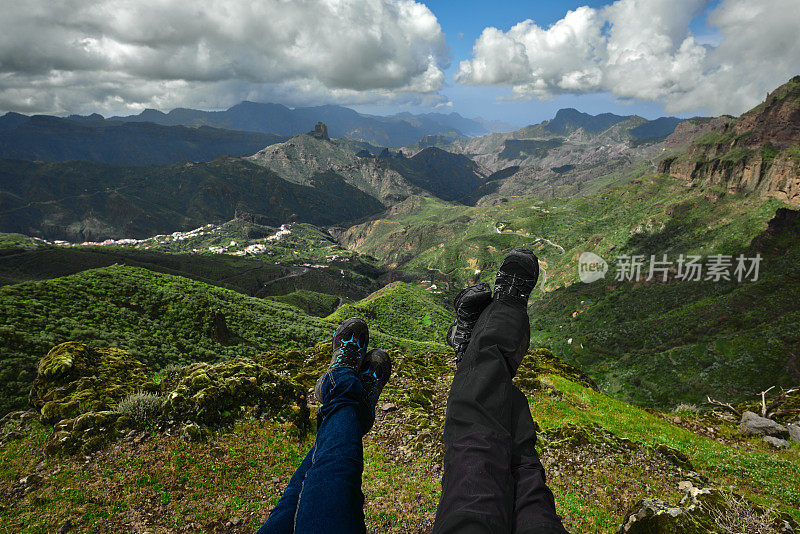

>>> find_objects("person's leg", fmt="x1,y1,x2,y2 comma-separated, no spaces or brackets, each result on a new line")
256,447,314,534
434,297,529,533
258,317,371,534
510,387,567,534
293,367,367,534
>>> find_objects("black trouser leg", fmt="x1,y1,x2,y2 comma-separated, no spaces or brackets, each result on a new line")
434,299,567,534
434,299,528,533
510,387,566,534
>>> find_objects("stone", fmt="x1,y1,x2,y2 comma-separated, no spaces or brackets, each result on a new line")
740,411,789,438
19,473,42,492
618,498,693,533
381,403,397,412
229,516,242,526
58,519,72,533
788,424,800,444
764,436,791,449
180,422,204,443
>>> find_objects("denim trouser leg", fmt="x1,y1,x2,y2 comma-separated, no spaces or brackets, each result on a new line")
256,447,314,534
258,368,367,534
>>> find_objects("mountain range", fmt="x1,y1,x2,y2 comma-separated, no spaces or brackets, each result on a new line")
0,113,287,166
105,101,496,147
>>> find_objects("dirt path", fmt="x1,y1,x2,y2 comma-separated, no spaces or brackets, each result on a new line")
252,266,310,297
493,223,565,253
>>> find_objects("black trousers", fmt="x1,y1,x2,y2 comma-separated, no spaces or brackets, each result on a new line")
434,299,567,534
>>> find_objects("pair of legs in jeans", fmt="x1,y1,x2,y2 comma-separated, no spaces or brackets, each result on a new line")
257,367,368,533
259,251,565,533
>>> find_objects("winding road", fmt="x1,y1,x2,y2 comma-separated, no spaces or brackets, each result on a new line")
252,266,310,297
493,222,565,253
493,222,567,292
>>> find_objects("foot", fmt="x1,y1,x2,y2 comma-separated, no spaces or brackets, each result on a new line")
315,317,369,402
358,348,392,434
494,248,539,308
446,282,492,365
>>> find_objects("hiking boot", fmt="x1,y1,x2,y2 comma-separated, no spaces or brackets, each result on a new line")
446,282,492,365
494,248,539,308
315,317,369,403
358,348,392,434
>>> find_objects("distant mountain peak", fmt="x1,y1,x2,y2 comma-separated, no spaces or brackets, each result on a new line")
307,122,330,141
546,108,631,135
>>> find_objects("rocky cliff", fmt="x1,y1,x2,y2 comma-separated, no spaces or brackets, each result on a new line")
660,76,800,205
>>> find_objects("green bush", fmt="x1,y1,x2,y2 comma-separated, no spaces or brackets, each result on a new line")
115,391,164,427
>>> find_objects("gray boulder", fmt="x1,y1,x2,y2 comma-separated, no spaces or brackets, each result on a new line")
788,424,800,444
740,411,789,438
618,498,694,533
764,436,791,449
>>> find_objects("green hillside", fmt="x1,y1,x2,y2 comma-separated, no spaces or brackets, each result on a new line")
340,176,797,407
2,343,798,533
328,281,454,343
343,175,782,289
0,265,438,416
0,157,384,242
529,222,800,407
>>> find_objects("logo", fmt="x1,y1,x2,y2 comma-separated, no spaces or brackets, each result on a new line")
578,252,608,283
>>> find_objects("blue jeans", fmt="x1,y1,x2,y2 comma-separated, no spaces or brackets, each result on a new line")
257,368,367,534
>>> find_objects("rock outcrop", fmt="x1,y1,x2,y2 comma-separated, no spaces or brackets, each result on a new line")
740,410,790,439
789,424,800,444
308,121,330,141
30,342,310,455
619,476,799,533
660,76,800,206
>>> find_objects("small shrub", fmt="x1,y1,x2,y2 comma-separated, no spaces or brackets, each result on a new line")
710,492,780,534
673,403,700,414
115,391,164,426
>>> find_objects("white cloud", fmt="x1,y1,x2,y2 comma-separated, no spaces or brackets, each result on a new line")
457,0,800,115
0,0,448,115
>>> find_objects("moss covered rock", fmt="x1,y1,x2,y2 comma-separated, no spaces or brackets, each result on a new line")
165,357,310,433
543,423,634,450
29,342,157,425
257,341,332,391
516,348,599,391
44,410,133,455
619,481,799,533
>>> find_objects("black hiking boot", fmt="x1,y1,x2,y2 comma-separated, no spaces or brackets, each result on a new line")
358,348,392,434
315,317,369,403
494,247,539,308
446,282,493,365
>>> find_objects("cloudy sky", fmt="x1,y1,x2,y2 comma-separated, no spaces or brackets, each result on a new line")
1,0,798,126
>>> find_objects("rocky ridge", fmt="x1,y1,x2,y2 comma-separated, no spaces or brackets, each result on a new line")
659,76,800,206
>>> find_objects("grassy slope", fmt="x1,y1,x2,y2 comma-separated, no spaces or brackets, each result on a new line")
2,366,797,533
342,176,796,407
328,281,454,343
0,265,438,416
